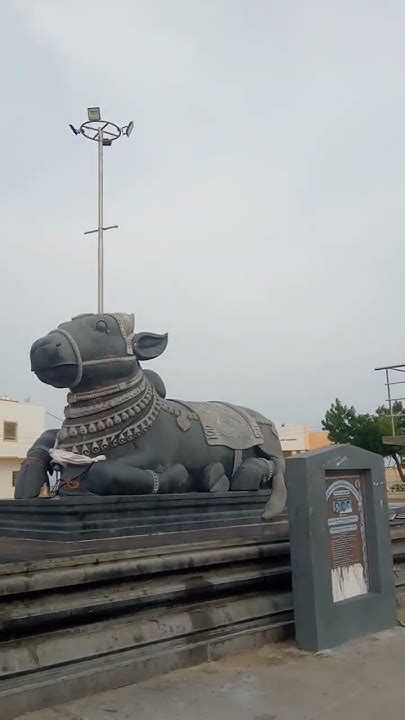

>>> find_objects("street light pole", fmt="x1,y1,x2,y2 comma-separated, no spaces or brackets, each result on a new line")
69,108,134,314
98,128,104,313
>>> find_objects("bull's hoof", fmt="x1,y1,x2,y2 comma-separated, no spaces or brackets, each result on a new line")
198,462,229,492
159,464,192,493
230,457,274,491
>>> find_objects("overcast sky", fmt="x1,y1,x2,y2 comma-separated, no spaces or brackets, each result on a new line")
1,1,404,429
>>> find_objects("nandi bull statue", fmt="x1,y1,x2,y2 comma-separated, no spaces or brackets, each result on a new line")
15,313,286,519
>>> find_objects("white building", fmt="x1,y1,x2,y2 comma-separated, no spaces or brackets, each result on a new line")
276,423,331,457
0,397,45,499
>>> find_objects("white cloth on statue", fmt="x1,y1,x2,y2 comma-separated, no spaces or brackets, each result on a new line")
49,448,106,467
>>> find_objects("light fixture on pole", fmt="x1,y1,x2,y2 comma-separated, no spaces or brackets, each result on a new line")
87,107,101,122
69,107,134,314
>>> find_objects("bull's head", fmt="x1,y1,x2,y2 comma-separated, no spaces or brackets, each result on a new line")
30,313,167,389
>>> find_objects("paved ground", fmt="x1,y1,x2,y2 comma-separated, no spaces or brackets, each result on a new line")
17,626,405,720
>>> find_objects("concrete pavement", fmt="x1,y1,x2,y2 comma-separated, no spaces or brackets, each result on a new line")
15,626,405,720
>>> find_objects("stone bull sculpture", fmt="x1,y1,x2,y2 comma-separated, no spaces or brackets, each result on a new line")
15,313,286,519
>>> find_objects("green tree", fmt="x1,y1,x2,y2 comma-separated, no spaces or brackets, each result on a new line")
322,398,405,482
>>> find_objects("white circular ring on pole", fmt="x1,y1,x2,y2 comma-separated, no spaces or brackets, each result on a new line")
80,120,122,143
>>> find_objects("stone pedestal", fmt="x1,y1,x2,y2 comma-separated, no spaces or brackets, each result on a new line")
0,501,291,719
0,491,273,541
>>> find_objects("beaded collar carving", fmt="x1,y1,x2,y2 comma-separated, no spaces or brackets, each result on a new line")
67,371,143,404
58,371,161,457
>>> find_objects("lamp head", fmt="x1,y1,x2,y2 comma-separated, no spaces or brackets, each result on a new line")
87,107,101,122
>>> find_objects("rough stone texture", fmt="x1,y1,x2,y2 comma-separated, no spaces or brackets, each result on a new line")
0,516,403,720
15,627,405,720
0,519,288,563
0,491,274,541
0,520,292,720
286,445,396,651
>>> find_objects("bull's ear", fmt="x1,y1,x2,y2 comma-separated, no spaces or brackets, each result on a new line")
133,332,168,360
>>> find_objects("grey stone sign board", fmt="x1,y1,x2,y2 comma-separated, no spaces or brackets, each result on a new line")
286,445,396,651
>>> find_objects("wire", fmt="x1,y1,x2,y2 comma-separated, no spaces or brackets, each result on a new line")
45,410,63,423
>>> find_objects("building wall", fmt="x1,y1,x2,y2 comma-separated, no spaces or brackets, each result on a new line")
0,458,23,499
307,430,331,451
276,423,331,457
276,424,307,455
0,398,45,498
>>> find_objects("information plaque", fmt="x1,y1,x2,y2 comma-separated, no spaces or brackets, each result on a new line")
325,470,369,602
286,445,396,651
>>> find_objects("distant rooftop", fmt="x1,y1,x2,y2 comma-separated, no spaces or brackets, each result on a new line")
0,396,43,407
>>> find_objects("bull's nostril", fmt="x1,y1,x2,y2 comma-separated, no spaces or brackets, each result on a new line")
56,343,61,348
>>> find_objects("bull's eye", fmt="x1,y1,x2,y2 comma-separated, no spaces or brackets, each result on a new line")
95,320,109,334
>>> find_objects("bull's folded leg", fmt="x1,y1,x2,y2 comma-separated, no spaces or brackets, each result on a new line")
195,462,230,492
78,462,157,494
262,456,287,520
14,429,59,499
157,464,191,493
230,457,275,491
14,449,51,499
73,461,191,495
258,458,276,488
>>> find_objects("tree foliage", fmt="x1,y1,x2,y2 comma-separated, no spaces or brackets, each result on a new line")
322,398,405,481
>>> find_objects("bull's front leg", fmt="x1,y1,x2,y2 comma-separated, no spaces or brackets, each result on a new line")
14,429,59,499
81,454,191,495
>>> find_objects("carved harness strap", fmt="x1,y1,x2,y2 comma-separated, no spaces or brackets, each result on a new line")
48,328,84,387
49,312,136,389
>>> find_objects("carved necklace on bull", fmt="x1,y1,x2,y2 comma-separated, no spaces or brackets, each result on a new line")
56,315,162,457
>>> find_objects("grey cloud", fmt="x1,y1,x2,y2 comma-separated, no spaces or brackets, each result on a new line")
1,0,404,428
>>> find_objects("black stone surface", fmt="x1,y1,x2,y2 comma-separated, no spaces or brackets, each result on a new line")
19,312,287,521
0,519,289,564
0,490,274,542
